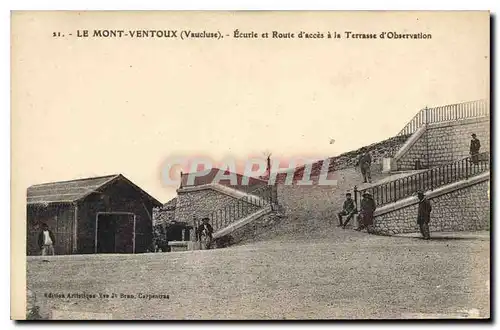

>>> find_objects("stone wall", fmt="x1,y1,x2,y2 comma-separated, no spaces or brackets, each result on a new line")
276,134,409,184
372,179,490,235
152,197,178,226
218,212,286,246
152,207,175,226
175,189,236,225
397,117,490,170
175,188,260,228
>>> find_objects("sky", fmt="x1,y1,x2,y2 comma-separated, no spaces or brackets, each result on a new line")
12,11,489,202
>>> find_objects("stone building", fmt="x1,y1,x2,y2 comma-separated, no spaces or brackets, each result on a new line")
152,197,177,227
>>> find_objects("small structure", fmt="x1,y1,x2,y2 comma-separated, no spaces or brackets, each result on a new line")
27,174,162,255
166,220,194,252
152,197,177,251
153,198,197,252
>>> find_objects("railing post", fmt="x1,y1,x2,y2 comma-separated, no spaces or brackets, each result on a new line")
392,181,396,203
353,185,358,210
430,168,434,190
466,156,469,179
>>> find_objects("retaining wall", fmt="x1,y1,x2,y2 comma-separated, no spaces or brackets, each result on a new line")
372,174,490,235
396,117,490,170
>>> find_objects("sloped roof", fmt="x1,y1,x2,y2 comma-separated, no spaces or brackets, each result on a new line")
27,174,162,206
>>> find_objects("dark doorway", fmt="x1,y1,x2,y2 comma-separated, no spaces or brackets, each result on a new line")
96,213,135,253
166,223,192,242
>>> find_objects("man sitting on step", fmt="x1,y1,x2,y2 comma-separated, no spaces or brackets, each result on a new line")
337,193,357,228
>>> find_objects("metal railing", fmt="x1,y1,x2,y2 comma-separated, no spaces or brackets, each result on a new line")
194,184,278,235
354,152,490,208
398,99,489,136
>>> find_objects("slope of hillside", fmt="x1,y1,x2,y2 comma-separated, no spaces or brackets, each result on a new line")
243,168,422,244
275,134,410,184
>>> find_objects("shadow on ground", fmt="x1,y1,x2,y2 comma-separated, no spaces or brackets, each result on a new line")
428,237,489,241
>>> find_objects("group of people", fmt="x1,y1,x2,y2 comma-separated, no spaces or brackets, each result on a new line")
35,134,480,255
337,192,376,232
36,217,216,257
337,190,432,239
335,132,482,239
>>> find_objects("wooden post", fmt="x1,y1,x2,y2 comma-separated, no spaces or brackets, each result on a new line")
73,203,78,253
132,215,136,254
94,214,98,253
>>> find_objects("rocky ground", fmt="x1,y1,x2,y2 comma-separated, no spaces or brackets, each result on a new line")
27,229,490,320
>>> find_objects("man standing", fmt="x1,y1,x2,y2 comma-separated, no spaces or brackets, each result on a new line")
358,151,372,183
356,192,376,232
38,223,56,258
470,133,481,165
337,193,356,228
196,217,214,249
417,191,432,240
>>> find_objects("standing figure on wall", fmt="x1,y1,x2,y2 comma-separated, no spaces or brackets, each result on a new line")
357,150,372,183
470,133,481,165
197,217,214,249
417,191,432,240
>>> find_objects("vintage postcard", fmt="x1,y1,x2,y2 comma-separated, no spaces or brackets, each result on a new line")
11,11,490,320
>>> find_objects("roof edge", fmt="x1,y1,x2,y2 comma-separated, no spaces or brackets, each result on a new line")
79,174,162,207
27,174,120,190
74,174,122,202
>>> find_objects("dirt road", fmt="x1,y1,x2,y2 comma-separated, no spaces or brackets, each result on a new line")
27,230,490,320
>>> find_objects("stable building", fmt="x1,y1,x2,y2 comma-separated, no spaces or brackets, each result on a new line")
27,174,162,255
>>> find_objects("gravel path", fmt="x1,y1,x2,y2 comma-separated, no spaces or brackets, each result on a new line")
27,229,490,320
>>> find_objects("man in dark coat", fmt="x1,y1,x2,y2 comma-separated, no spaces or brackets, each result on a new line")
196,218,214,249
38,223,56,257
356,192,376,231
417,191,432,240
357,151,372,183
470,133,481,165
337,193,357,228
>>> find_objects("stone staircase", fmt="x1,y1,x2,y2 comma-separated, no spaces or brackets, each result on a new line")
166,99,490,248
347,99,491,236
168,183,280,251
253,99,490,241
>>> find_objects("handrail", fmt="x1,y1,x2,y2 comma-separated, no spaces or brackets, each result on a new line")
354,152,490,208
398,99,489,137
194,184,278,235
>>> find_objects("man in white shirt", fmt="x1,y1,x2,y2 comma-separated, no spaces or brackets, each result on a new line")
37,223,56,257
